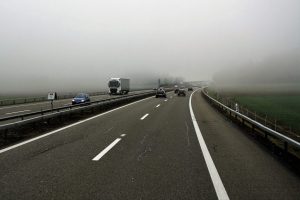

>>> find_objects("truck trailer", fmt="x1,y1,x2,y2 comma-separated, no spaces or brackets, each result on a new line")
108,78,130,95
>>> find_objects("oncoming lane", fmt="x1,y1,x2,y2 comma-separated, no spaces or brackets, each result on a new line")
0,90,152,119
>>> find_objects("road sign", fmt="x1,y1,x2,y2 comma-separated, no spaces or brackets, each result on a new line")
47,92,57,100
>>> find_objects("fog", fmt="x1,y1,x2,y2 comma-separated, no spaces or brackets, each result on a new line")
212,50,300,94
0,0,299,95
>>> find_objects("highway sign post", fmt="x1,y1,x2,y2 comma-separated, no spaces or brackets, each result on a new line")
47,92,57,110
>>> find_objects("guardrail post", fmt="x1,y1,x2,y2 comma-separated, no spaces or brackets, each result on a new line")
4,129,8,139
284,141,288,153
265,115,267,126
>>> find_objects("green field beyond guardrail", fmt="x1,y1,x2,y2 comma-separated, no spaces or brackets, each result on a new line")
235,96,300,133
206,88,300,141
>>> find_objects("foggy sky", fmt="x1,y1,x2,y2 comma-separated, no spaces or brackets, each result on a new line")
212,50,300,93
1,0,300,94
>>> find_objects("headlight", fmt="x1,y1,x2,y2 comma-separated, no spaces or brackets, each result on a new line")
72,99,75,102
81,99,85,102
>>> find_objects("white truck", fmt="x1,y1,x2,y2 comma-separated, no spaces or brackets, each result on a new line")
108,78,130,95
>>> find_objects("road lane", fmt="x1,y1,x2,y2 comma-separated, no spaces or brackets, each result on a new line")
0,91,217,200
0,88,299,200
0,95,108,118
0,95,161,199
0,90,152,119
189,89,229,200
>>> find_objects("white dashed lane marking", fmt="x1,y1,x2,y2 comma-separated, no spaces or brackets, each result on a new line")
140,114,149,120
92,138,122,161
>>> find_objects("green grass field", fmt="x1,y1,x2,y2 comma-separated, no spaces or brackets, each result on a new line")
235,95,300,132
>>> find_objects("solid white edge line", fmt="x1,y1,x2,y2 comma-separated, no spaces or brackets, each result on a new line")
189,89,230,200
92,138,122,161
140,113,149,120
5,110,31,115
0,95,155,154
0,102,50,110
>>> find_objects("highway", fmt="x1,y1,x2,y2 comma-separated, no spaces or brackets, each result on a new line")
0,90,151,119
0,89,299,200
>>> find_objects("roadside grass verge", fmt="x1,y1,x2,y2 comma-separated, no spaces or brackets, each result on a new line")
235,95,300,133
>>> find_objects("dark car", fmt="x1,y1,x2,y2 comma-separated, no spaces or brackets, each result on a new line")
156,88,167,98
188,87,193,91
72,93,91,105
177,88,186,96
174,88,179,94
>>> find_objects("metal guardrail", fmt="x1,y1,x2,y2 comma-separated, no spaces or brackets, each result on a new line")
0,92,105,106
0,91,158,133
0,88,153,107
202,88,300,150
0,96,46,106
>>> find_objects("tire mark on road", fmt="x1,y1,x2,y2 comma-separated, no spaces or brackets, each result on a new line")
137,146,152,161
185,121,190,147
103,127,113,134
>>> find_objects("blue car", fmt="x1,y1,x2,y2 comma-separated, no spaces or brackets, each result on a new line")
72,93,91,105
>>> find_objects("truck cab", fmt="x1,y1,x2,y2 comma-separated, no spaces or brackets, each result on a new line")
108,78,130,95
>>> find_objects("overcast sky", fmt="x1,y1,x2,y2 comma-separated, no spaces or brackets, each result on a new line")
0,0,300,94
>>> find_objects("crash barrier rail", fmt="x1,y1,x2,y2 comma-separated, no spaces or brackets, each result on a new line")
0,91,105,106
0,89,152,107
207,91,299,140
0,90,161,135
201,88,300,152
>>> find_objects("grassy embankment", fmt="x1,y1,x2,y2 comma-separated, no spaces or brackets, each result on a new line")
235,95,300,133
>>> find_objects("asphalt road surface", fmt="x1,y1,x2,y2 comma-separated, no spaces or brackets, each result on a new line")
0,90,151,119
0,89,299,200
